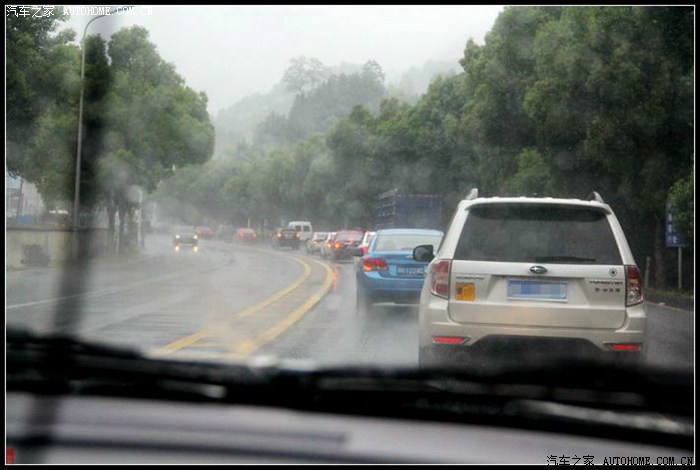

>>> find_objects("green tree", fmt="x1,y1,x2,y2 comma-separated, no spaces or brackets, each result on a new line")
98,26,215,250
6,13,78,179
288,61,386,140
669,165,694,246
523,6,694,287
460,7,561,194
282,56,332,94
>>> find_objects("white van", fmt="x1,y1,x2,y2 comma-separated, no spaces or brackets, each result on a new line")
287,221,313,242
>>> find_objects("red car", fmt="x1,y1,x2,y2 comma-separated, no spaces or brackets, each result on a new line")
195,227,214,239
236,228,258,244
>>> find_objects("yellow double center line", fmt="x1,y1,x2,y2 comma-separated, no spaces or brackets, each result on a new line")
150,251,332,358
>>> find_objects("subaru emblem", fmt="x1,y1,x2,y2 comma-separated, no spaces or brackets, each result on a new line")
530,265,547,275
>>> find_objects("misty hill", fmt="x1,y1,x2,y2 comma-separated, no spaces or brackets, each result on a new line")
214,58,461,160
387,59,462,104
213,81,295,159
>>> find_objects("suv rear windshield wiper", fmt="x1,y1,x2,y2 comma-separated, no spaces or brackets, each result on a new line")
535,255,597,263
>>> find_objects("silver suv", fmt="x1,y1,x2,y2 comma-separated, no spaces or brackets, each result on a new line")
415,189,646,367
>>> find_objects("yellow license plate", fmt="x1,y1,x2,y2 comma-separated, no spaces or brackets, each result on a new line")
455,282,475,301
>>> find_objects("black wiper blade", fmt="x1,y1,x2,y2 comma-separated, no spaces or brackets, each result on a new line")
7,330,694,450
6,328,269,400
535,255,596,263
299,361,693,450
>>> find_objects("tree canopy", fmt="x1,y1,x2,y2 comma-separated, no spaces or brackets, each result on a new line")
6,19,215,252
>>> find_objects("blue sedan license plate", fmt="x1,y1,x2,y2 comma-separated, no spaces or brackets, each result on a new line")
397,266,425,276
507,280,567,301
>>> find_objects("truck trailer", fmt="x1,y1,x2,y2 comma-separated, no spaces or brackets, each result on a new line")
375,189,442,230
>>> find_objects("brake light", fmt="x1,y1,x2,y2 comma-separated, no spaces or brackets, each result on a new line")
625,265,644,306
433,336,465,344
429,259,451,298
607,343,642,351
363,257,388,272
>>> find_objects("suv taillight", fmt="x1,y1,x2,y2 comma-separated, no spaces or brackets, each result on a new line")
625,265,644,306
429,259,451,299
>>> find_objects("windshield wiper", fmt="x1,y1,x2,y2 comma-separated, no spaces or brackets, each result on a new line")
7,328,694,450
535,255,596,263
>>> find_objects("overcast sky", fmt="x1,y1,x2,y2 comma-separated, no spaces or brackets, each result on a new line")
63,5,504,115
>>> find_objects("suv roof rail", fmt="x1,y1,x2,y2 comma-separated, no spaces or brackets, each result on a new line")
588,191,604,203
465,188,479,200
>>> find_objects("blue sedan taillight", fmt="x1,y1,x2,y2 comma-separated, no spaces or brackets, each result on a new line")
363,257,388,272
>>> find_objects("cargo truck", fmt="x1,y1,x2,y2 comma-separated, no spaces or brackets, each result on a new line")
375,189,442,230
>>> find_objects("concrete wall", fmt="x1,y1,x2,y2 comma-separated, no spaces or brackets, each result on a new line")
6,228,110,268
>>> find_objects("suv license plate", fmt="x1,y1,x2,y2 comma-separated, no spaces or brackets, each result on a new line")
507,280,567,301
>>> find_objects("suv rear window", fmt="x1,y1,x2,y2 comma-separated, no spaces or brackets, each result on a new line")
454,204,622,265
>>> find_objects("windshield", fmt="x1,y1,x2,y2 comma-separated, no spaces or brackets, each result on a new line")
336,231,364,242
173,225,195,235
373,233,443,252
5,4,694,464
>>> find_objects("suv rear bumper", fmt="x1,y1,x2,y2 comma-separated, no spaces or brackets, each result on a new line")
419,295,647,354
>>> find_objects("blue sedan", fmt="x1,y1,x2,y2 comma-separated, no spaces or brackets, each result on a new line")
354,228,443,313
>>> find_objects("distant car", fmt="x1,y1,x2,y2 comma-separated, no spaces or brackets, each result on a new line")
172,225,199,251
320,232,336,259
328,229,364,262
354,230,376,270
236,228,258,244
272,227,300,250
195,226,214,239
306,231,328,255
353,228,443,314
216,224,236,243
416,189,647,367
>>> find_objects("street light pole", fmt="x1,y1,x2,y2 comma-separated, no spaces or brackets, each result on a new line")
72,6,134,231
